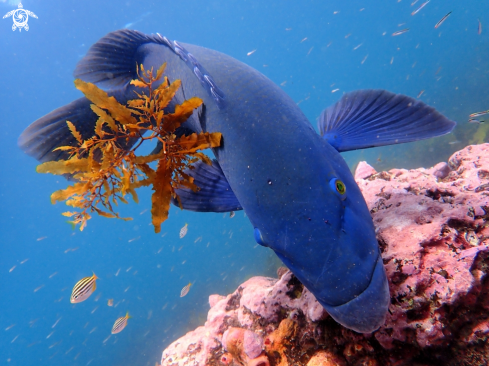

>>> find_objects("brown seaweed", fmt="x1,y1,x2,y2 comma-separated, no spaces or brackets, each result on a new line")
37,63,221,233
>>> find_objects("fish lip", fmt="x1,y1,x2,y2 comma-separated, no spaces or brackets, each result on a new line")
318,253,390,333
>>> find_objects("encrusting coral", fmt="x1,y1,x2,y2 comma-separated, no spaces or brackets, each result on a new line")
159,144,489,366
36,63,221,232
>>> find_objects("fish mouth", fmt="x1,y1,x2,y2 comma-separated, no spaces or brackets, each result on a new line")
318,253,390,333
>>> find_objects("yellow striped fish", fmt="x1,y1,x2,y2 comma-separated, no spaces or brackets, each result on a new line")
70,273,98,303
180,282,192,297
111,312,131,334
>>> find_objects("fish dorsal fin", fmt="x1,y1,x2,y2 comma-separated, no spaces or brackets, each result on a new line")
318,89,456,152
172,159,242,212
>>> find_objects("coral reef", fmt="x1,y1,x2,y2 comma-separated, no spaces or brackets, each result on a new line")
160,144,489,366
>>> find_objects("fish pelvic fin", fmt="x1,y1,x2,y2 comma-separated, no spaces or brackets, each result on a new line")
318,89,456,152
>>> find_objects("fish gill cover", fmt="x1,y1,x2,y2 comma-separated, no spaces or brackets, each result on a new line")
35,63,222,233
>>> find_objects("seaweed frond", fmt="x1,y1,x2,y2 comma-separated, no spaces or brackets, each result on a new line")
37,63,221,232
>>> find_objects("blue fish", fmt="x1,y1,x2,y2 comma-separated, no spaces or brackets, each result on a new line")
18,30,455,333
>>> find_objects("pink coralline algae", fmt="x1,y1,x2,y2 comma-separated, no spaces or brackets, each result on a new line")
160,144,489,366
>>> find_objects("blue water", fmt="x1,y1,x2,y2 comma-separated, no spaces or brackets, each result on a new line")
1,1,487,365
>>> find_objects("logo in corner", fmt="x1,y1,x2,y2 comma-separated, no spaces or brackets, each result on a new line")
3,2,37,32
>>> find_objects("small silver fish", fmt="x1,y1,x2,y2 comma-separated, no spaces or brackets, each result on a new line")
434,12,452,29
411,0,429,16
180,282,192,297
417,90,425,98
469,110,489,118
179,223,188,239
111,312,130,334
229,211,235,218
70,273,98,303
247,49,256,56
478,18,482,35
468,119,484,124
392,29,410,36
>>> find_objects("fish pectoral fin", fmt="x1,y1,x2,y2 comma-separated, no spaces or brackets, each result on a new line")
318,89,456,152
172,159,242,212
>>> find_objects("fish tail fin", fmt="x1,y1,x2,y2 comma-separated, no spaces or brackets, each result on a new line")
126,311,131,319
19,30,171,164
18,88,134,164
73,29,170,89
92,272,98,280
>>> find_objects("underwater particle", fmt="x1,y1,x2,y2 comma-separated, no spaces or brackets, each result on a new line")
180,282,192,297
301,37,307,42
361,54,368,64
115,268,120,276
51,317,61,328
111,312,130,334
435,11,452,28
34,284,44,292
417,90,425,98
20,258,29,264
9,265,15,272
229,211,235,218
411,0,429,15
179,223,188,238
332,89,340,93
391,57,394,64
5,324,15,331
37,236,47,241
107,299,113,307
478,18,482,34
70,273,97,303
392,28,409,36
353,43,363,50
247,49,257,56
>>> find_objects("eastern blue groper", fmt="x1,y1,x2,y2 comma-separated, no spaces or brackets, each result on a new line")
18,30,456,333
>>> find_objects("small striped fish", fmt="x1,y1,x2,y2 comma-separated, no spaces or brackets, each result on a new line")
111,312,130,334
179,223,188,239
70,273,98,303
180,282,192,297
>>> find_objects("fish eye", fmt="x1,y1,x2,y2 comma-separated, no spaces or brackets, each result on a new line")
329,178,346,200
